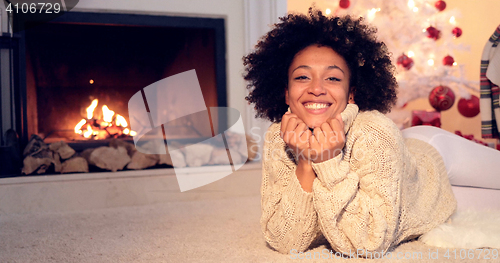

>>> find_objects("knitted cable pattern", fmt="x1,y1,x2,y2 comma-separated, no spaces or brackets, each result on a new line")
260,104,456,255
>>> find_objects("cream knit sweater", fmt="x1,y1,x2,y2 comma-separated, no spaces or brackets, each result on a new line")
261,104,457,255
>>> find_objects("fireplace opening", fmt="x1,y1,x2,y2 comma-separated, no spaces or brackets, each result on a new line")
25,13,225,146
5,12,238,176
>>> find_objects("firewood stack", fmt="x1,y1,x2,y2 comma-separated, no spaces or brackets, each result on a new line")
22,135,88,175
21,132,258,175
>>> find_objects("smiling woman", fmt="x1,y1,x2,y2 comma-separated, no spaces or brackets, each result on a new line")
286,45,354,129
243,9,458,256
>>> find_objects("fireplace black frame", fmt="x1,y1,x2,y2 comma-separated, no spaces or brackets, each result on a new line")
15,11,227,149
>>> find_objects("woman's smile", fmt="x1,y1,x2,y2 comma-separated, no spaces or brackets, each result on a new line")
285,44,354,128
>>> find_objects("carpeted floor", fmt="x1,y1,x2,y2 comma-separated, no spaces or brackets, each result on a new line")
0,164,498,262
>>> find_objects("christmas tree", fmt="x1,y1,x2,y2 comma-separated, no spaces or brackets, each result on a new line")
325,0,479,112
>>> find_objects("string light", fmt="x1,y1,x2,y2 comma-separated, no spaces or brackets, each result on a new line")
407,0,415,9
449,16,456,25
326,8,331,15
428,59,435,66
367,8,380,21
408,51,415,57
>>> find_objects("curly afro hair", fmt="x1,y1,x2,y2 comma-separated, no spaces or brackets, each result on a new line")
243,8,398,123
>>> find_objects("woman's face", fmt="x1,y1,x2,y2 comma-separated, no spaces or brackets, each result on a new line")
286,44,354,128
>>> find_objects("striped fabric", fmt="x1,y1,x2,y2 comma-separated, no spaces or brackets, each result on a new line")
480,25,500,139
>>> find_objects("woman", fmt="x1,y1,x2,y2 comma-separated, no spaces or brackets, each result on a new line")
243,10,457,255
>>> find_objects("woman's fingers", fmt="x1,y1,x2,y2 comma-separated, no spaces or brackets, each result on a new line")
280,111,347,163
327,116,342,132
281,113,298,142
299,129,312,148
306,115,346,163
312,127,323,144
291,122,309,145
281,112,309,146
328,116,345,142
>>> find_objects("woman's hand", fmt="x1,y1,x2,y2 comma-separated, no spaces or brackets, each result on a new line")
281,111,316,192
280,112,313,162
309,114,346,163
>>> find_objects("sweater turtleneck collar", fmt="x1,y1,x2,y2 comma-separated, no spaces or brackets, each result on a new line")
341,103,359,134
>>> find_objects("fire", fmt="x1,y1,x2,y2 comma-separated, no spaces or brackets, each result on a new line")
75,119,86,134
115,114,127,127
87,99,98,119
83,124,93,138
122,128,136,136
74,99,136,140
102,105,115,122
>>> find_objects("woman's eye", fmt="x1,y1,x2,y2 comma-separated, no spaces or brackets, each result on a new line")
294,76,309,80
327,77,341,81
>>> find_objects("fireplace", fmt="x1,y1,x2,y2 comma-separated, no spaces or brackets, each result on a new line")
0,10,236,176
24,12,226,146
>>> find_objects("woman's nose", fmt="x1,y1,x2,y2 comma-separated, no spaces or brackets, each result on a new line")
308,78,326,95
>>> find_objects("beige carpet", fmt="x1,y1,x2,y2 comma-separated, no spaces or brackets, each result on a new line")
0,165,497,262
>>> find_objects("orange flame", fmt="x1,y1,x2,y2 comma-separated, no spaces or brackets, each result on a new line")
86,99,98,119
83,124,93,138
115,114,127,127
75,99,137,139
102,105,115,123
75,119,86,134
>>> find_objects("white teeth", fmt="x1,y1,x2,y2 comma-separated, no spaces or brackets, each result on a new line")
304,103,330,110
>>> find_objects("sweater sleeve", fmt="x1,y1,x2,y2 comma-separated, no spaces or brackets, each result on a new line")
311,117,403,255
260,124,321,253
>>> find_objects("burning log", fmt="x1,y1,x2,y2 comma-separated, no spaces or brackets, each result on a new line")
87,146,131,172
74,99,136,140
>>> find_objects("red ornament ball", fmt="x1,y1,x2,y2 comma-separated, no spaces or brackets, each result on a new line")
397,54,414,70
426,26,441,40
443,55,455,66
429,86,455,111
339,0,350,9
435,0,446,11
452,27,463,38
457,95,480,117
